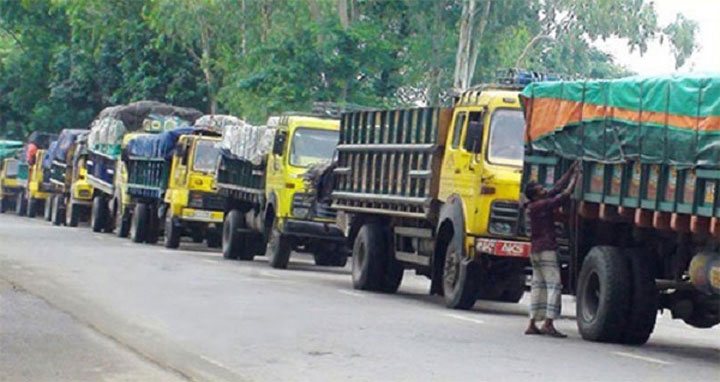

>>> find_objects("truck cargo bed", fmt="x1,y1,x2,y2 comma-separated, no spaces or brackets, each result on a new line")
86,150,117,194
216,154,265,205
332,107,452,219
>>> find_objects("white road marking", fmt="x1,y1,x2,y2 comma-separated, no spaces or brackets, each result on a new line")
612,351,672,365
338,289,365,298
442,313,485,325
259,270,280,278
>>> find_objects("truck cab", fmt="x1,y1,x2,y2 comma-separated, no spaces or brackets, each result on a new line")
22,149,52,217
264,114,346,268
0,158,22,213
164,133,225,248
440,87,528,259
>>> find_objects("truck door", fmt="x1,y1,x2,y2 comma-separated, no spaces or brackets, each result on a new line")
439,110,485,229
266,128,288,204
170,137,190,192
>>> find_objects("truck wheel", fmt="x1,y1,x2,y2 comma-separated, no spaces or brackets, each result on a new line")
314,249,348,267
442,241,481,310
115,207,130,238
0,197,6,213
91,196,107,233
206,229,222,248
66,202,80,227
222,210,242,260
130,203,148,243
621,249,658,345
352,224,403,293
577,246,631,343
164,216,181,249
27,197,38,218
51,196,65,226
266,218,291,269
15,193,27,216
44,196,53,221
145,206,160,244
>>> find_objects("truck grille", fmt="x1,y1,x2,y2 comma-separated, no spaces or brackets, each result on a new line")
488,201,521,236
189,191,226,211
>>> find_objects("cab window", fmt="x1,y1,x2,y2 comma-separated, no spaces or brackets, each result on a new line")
463,112,484,153
451,113,466,149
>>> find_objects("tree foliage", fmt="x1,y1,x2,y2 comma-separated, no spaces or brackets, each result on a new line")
0,0,700,138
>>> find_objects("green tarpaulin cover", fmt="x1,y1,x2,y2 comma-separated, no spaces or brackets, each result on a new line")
521,73,720,168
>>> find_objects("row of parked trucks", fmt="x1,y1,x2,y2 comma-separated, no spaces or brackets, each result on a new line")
1,72,718,345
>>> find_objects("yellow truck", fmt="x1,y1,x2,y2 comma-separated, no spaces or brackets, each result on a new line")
0,158,22,213
218,114,347,268
19,149,53,218
46,130,94,226
121,126,225,248
332,83,530,309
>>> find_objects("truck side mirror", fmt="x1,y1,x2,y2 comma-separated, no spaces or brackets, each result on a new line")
174,145,186,159
464,120,484,154
272,132,286,156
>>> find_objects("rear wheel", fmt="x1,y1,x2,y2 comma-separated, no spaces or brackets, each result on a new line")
27,197,38,218
352,224,403,293
51,195,65,226
0,197,6,213
66,201,80,227
576,246,631,343
206,229,222,248
115,206,130,238
91,196,107,233
15,193,27,216
222,209,243,260
130,203,148,243
44,196,53,221
145,205,160,244
266,218,291,269
442,241,481,310
620,249,658,345
164,215,181,249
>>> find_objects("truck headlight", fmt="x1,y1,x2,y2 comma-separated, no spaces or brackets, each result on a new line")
292,206,310,218
188,192,204,208
491,222,513,235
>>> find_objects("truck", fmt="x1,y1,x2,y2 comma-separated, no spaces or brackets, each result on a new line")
521,74,720,344
13,132,57,217
122,125,224,247
45,129,93,226
0,140,24,213
163,116,230,249
85,101,202,235
218,113,348,269
331,82,531,309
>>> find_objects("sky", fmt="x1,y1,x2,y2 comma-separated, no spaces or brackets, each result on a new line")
601,0,719,75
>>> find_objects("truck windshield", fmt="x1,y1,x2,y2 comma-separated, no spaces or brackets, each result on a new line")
487,109,525,167
290,128,338,167
4,160,19,177
192,140,221,173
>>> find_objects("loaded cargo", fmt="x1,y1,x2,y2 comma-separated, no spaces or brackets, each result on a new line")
45,129,92,226
521,73,720,345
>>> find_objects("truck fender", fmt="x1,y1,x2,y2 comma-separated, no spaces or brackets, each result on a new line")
431,194,467,294
264,191,279,234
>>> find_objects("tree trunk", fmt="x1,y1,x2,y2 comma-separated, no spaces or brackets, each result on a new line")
338,0,350,30
453,0,476,91
240,0,246,54
466,0,492,87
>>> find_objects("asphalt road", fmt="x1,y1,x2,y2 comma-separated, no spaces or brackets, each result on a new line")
0,213,718,382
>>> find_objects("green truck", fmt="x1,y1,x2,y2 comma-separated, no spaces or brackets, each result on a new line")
521,74,720,345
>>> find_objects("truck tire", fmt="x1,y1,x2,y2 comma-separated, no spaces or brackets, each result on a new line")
206,229,222,248
66,202,80,227
115,207,130,238
44,196,53,221
27,197,38,218
352,224,403,293
442,241,481,310
222,210,243,260
15,193,27,216
0,197,6,213
130,203,148,243
51,196,65,226
577,246,631,343
164,216,181,249
620,249,658,345
266,218,291,269
91,196,107,233
145,206,160,244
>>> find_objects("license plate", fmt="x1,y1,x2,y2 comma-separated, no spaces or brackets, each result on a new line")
475,238,531,258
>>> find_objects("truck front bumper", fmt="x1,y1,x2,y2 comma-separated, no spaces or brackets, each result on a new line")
180,208,224,223
282,218,345,241
475,237,531,258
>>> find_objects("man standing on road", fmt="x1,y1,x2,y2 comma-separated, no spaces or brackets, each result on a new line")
523,163,579,338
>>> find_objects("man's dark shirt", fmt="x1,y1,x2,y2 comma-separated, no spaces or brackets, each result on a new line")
527,184,569,252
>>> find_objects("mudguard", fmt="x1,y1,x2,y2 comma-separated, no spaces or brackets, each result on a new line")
437,194,467,255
